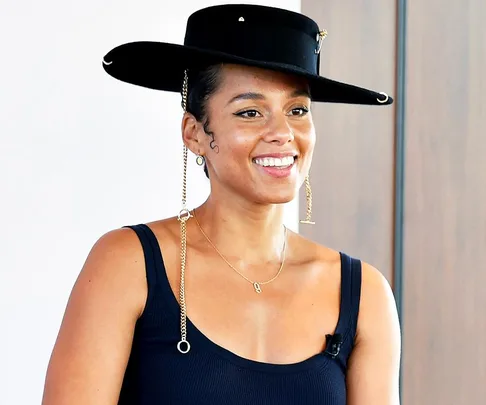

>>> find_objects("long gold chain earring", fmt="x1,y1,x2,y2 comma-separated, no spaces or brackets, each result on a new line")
300,174,316,225
177,69,192,354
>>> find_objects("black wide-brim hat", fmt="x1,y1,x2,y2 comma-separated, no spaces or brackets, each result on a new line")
102,4,393,106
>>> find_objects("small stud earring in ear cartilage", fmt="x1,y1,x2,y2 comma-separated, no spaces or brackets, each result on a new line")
300,174,315,225
196,155,205,166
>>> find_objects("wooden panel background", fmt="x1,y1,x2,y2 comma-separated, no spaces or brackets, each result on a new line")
301,0,486,403
402,0,486,403
299,1,396,282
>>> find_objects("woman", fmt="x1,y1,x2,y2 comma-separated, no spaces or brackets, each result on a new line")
42,4,401,405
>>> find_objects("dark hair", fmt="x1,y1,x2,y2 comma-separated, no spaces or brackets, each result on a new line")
185,64,223,178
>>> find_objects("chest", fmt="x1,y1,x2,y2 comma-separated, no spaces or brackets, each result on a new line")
164,252,341,365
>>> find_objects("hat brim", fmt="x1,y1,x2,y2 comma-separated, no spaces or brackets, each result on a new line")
102,41,393,105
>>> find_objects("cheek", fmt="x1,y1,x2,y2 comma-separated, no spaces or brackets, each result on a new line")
210,127,256,173
295,121,316,151
232,127,257,146
217,119,258,155
225,130,256,160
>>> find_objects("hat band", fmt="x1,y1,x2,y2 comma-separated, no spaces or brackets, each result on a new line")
184,23,319,74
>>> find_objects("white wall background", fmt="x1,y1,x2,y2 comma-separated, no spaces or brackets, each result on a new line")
0,0,300,403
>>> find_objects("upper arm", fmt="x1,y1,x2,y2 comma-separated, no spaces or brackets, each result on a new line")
42,228,147,405
346,262,402,405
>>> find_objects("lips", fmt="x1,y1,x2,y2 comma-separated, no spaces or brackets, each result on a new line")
252,156,297,179
253,156,295,168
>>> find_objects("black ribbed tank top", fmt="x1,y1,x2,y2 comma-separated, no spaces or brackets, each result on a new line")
118,224,362,404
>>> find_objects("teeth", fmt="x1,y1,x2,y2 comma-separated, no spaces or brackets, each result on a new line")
254,156,295,167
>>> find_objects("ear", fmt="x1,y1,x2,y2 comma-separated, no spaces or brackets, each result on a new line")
181,112,206,157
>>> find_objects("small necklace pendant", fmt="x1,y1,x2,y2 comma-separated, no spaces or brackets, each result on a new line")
253,282,262,294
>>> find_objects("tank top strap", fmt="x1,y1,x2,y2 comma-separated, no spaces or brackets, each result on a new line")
337,252,362,339
326,252,362,366
122,224,165,304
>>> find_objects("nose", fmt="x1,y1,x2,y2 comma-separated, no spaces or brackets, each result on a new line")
263,115,295,145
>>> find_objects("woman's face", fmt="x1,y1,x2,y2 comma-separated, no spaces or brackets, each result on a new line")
189,64,316,205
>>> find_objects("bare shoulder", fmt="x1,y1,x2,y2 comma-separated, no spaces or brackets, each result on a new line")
79,226,149,316
145,215,180,242
289,231,342,281
290,231,340,263
291,231,399,339
352,260,401,353
346,260,401,403
42,226,149,405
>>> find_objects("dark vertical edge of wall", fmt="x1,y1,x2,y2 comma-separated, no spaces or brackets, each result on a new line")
395,0,406,323
395,0,407,398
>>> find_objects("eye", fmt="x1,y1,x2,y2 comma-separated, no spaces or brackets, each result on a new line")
289,107,309,116
235,109,262,118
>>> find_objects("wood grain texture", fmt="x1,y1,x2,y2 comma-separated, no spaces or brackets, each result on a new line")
300,1,396,282
402,0,486,403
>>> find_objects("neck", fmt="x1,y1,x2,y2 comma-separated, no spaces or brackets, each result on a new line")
191,194,288,265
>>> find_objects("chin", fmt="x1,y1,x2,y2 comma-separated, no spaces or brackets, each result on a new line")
254,187,298,205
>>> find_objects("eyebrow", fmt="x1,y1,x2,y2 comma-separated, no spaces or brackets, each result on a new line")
226,88,311,105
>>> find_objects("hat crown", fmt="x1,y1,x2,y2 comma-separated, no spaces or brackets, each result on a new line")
185,4,319,39
183,4,322,74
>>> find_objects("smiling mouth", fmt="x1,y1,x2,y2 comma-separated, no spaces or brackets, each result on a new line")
252,156,297,168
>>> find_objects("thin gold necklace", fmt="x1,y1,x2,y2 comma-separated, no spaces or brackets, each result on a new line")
192,209,288,294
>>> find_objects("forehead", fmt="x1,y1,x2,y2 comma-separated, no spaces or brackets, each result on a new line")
217,64,310,95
